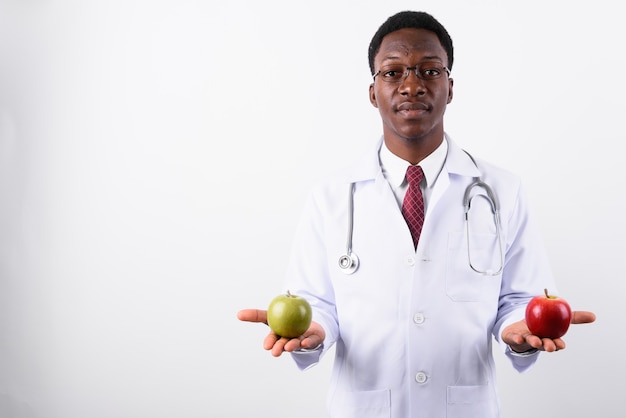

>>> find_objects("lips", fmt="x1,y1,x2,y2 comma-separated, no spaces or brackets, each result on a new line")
396,101,430,112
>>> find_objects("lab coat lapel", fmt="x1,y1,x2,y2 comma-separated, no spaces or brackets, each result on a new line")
424,136,480,225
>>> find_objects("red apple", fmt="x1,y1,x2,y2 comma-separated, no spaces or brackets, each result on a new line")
267,290,312,338
525,288,572,339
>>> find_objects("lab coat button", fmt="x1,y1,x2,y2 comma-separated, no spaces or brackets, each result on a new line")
413,313,425,324
415,372,427,383
406,256,415,266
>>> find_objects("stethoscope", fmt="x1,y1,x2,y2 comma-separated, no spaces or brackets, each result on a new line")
338,182,360,274
338,151,504,276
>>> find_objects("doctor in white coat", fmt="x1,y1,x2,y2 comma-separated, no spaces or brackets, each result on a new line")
238,10,596,418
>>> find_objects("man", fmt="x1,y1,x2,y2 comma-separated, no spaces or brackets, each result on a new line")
238,10,595,417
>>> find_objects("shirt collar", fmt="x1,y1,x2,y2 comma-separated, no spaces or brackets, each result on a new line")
380,137,448,189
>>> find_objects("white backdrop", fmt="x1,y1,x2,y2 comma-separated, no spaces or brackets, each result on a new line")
0,1,622,417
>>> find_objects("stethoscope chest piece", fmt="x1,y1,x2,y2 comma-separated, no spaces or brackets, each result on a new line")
338,252,359,275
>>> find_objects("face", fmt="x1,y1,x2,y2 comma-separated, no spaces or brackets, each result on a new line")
369,28,453,150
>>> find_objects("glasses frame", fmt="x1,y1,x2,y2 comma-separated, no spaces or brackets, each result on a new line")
373,63,451,83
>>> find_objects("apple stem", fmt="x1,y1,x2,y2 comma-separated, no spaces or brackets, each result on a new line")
287,290,292,297
544,288,549,298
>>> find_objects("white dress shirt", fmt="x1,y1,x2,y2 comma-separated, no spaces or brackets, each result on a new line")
379,137,448,212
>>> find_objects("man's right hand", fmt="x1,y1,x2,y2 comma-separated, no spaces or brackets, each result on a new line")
237,309,326,357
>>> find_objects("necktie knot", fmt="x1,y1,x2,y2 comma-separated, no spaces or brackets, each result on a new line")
406,165,424,187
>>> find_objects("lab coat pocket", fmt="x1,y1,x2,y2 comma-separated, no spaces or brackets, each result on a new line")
329,389,391,418
447,384,498,418
446,232,501,301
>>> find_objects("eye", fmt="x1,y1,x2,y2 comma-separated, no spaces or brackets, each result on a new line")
421,67,441,78
420,64,446,80
382,67,405,81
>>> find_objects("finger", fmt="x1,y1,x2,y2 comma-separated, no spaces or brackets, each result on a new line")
541,337,559,352
525,334,543,349
284,338,304,352
571,310,596,324
554,338,566,351
300,334,323,350
263,333,279,351
271,337,289,357
237,309,268,324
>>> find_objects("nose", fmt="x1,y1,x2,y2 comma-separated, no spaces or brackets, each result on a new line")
399,71,426,96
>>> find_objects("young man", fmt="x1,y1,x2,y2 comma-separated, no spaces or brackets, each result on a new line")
238,11,595,417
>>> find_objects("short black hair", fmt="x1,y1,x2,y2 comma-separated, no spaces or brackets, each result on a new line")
368,11,454,75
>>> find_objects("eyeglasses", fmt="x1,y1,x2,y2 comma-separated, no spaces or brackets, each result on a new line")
373,62,450,83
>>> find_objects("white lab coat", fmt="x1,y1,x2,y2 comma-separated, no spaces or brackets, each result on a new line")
286,135,556,418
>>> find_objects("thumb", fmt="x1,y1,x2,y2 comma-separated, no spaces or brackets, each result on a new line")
571,310,596,324
237,309,268,324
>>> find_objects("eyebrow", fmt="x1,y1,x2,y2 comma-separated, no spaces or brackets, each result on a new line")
380,55,444,64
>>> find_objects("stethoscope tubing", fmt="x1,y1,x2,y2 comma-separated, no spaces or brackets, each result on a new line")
338,182,359,274
338,151,503,276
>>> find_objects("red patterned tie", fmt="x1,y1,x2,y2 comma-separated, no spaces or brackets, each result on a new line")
402,165,425,249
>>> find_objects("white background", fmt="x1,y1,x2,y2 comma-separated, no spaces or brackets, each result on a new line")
0,1,622,417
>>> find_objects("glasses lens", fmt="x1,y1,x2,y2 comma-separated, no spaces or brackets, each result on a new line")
378,65,406,82
377,63,447,82
418,63,447,80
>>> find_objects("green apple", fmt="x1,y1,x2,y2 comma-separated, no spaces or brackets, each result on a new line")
267,290,312,338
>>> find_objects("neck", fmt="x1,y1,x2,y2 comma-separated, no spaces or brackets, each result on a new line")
384,134,444,165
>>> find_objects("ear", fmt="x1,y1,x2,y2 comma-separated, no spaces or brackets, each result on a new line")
447,77,454,104
369,83,378,108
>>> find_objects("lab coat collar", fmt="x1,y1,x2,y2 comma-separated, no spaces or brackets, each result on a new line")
443,133,483,179
380,138,448,190
342,133,482,184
